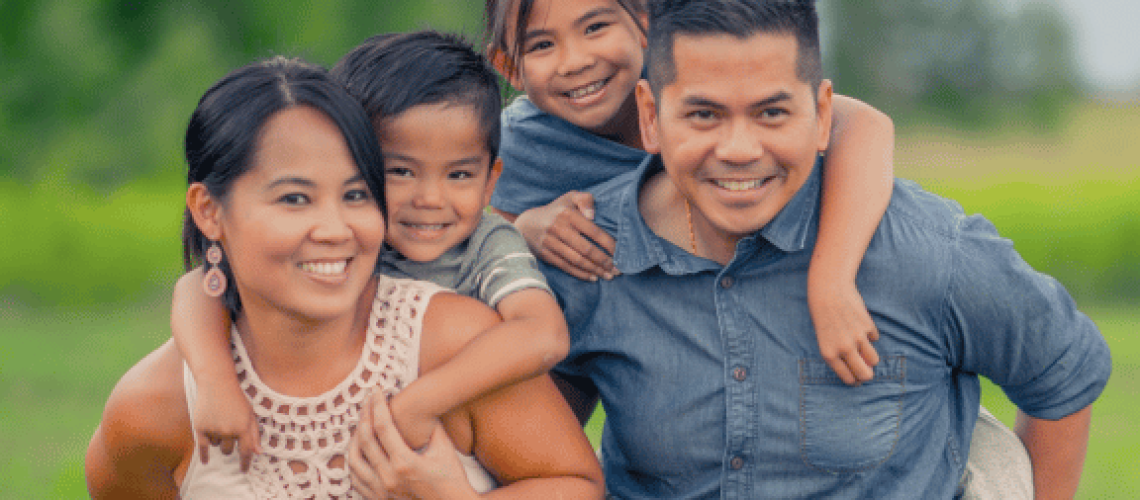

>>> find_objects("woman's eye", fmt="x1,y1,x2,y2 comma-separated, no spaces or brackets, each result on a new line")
344,189,371,202
280,193,310,205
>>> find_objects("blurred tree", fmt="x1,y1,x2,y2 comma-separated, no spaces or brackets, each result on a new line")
0,0,481,188
828,0,1077,130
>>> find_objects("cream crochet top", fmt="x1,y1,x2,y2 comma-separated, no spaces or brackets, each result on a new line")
180,276,495,499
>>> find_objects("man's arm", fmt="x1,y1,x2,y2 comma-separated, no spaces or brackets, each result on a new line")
1016,405,1092,500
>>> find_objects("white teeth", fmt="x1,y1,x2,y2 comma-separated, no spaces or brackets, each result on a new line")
567,79,607,99
300,260,347,275
406,223,446,231
715,179,764,191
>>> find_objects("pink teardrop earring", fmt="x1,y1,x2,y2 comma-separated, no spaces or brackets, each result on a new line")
203,241,227,297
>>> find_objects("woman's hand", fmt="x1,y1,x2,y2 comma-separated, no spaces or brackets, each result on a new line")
194,378,261,471
514,192,618,282
349,394,478,499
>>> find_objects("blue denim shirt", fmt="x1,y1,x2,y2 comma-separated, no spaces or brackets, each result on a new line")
546,156,1111,499
490,96,647,215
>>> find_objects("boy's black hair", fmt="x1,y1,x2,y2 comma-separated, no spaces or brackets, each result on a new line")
183,56,384,316
646,0,822,98
332,31,502,164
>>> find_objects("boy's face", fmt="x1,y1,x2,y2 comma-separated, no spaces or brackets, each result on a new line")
378,103,498,263
637,31,832,253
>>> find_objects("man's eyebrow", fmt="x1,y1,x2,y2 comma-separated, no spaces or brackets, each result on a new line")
749,91,794,109
681,91,794,109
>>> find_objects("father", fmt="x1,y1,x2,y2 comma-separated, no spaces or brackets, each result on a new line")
543,1,1111,498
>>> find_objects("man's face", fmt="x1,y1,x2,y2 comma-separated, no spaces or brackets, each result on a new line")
637,31,832,256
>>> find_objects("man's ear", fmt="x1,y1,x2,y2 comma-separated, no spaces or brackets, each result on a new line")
635,80,661,154
487,45,524,92
186,183,224,241
815,79,835,154
483,158,503,207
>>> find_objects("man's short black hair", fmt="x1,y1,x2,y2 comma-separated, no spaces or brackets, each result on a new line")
646,0,822,99
332,31,502,164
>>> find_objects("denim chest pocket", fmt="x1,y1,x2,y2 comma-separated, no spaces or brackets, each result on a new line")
799,355,906,474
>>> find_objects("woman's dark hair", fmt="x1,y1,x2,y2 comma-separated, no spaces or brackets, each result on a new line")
182,56,385,316
484,0,646,80
332,31,502,163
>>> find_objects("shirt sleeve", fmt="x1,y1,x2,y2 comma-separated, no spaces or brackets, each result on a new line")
490,99,568,215
540,260,603,382
470,216,552,308
943,214,1111,420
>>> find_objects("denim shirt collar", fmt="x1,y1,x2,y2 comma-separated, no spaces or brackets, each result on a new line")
613,155,822,275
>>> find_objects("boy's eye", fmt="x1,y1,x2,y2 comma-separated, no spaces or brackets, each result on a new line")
279,193,310,205
385,167,413,178
344,189,371,203
584,22,610,35
448,170,475,180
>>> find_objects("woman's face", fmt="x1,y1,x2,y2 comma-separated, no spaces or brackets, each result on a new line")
215,106,384,322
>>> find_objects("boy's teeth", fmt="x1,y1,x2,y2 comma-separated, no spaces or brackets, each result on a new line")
715,179,764,191
568,79,606,99
300,260,347,275
407,223,445,231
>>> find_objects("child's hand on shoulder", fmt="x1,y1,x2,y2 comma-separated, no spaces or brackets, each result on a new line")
193,378,261,471
808,280,880,386
515,191,619,282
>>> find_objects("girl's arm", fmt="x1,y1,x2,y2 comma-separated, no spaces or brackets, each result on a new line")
86,340,192,499
811,92,895,385
170,269,260,469
497,192,620,282
386,288,569,449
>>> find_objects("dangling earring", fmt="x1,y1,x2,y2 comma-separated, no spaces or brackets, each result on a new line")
203,241,227,297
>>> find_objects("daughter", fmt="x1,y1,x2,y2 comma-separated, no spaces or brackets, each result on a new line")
485,0,894,385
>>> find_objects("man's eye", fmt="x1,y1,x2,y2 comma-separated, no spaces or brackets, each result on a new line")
280,193,309,205
760,108,789,120
688,109,717,121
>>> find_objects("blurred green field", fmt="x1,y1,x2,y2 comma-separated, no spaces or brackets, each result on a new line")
1,102,1136,498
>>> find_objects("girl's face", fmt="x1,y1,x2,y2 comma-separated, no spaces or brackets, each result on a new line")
213,106,384,323
506,0,646,136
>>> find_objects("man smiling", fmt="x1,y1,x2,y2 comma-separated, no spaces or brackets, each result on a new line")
543,1,1111,498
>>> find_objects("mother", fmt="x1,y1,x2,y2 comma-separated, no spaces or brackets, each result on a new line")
84,56,603,498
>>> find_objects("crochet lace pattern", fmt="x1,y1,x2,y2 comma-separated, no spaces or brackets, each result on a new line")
232,278,434,499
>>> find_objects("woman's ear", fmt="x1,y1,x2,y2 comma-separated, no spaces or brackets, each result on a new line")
186,183,224,240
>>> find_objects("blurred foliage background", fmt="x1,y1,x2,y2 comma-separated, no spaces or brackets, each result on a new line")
0,0,1137,498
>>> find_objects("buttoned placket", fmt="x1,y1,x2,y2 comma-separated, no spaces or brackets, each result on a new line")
716,255,756,500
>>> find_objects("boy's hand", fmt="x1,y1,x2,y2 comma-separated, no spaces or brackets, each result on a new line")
515,191,619,282
349,394,474,500
386,390,440,451
809,281,880,385
194,380,261,471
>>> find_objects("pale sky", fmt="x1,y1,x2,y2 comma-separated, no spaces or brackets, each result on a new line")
1030,0,1139,92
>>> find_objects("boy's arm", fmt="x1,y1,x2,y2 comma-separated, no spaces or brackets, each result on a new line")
810,92,895,385
1016,405,1092,500
388,288,569,449
171,268,260,470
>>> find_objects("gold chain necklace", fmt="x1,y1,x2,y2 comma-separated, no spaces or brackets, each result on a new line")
684,198,697,254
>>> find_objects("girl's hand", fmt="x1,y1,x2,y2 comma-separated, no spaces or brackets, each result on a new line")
193,379,261,471
348,395,477,499
515,191,618,282
808,280,880,386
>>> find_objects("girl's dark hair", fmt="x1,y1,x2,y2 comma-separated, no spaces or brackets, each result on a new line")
182,56,385,316
332,31,502,163
484,0,646,79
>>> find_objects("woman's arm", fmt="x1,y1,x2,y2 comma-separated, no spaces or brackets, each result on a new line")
810,91,895,385
86,340,193,499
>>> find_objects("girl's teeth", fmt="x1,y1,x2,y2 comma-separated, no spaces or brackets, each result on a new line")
715,179,764,191
568,80,606,99
300,261,347,275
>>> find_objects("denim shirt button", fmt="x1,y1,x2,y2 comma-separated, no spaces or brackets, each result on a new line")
730,456,745,470
732,366,747,381
720,276,735,289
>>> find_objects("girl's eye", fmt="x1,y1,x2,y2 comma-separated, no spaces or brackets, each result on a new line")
344,189,371,203
385,167,413,178
585,22,610,35
279,193,310,205
526,40,553,53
